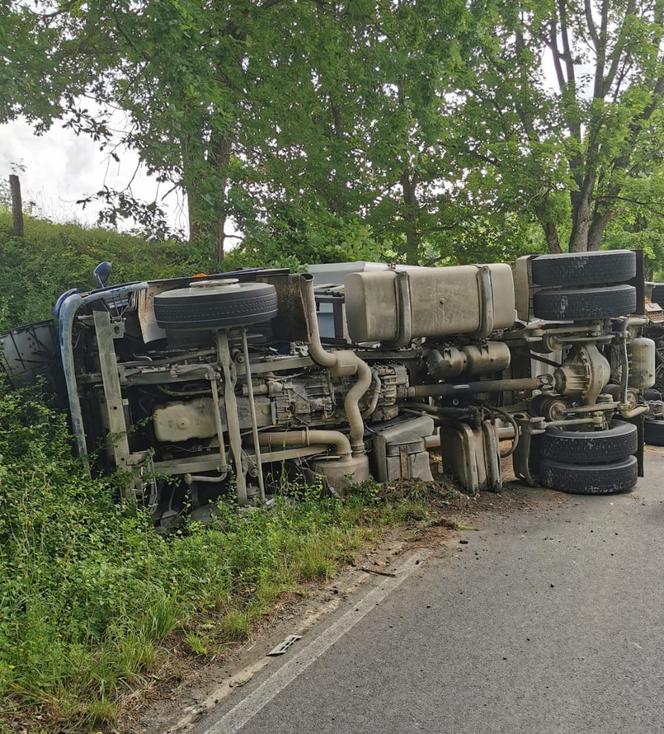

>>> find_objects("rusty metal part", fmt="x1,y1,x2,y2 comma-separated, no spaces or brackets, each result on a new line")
406,376,543,399
299,274,371,456
553,344,610,405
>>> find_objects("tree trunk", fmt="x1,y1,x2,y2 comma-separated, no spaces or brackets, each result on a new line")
535,204,562,253
182,133,232,265
184,181,227,264
208,134,232,264
400,169,420,265
587,208,611,250
181,136,206,243
186,191,203,244
568,172,596,252
542,221,562,253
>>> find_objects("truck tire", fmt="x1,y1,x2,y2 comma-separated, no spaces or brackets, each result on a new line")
644,417,664,446
537,421,637,465
539,455,638,495
531,250,635,287
533,284,636,321
644,389,663,401
154,281,278,330
651,283,664,306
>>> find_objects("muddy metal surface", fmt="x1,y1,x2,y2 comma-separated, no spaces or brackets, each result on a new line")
186,448,664,734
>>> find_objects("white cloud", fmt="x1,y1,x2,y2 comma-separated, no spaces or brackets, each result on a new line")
0,115,188,231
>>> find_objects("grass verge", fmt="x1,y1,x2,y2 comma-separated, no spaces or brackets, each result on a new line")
0,389,450,733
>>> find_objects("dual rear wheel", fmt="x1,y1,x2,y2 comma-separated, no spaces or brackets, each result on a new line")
530,250,637,321
536,421,638,495
530,251,639,494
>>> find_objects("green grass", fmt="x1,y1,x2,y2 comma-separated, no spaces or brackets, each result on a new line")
0,211,437,730
0,208,218,331
0,388,430,732
184,632,209,657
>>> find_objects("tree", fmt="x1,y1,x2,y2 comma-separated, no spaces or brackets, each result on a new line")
603,159,664,276
235,0,480,265
5,0,507,267
12,1,659,265
458,0,664,253
2,1,310,262
230,0,562,265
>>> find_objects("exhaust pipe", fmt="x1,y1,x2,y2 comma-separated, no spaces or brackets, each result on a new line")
299,274,371,456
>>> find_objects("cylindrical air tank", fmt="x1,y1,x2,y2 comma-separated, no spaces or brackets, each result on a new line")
628,337,656,389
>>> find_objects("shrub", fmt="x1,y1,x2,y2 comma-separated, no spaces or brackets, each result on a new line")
0,208,214,330
0,388,380,730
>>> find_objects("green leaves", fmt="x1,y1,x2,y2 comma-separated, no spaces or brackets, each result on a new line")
459,0,664,252
4,0,664,263
0,387,381,729
2,0,535,265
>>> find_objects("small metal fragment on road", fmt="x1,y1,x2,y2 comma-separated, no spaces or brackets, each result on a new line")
360,566,397,578
267,634,302,657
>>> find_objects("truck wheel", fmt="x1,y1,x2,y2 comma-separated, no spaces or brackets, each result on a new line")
533,284,636,321
651,283,664,306
154,280,278,330
644,417,664,446
531,250,635,287
539,455,637,495
537,421,637,465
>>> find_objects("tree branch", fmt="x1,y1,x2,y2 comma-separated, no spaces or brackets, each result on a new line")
557,0,577,99
591,0,609,98
548,16,567,94
603,0,636,96
584,0,599,49
598,194,664,218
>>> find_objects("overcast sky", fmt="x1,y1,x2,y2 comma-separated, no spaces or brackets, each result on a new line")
0,115,188,232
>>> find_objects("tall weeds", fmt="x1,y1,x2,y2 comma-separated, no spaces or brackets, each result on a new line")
0,390,400,731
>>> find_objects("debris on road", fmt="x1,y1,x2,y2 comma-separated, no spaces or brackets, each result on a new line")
267,634,302,657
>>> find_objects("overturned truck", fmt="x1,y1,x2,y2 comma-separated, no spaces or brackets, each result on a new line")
0,250,653,527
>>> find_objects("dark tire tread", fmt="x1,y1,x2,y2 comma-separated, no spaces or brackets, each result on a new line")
651,283,664,306
539,456,638,495
537,421,637,465
531,250,636,288
533,284,636,321
644,417,664,447
154,283,278,329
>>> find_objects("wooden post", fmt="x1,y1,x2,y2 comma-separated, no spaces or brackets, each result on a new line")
9,174,24,237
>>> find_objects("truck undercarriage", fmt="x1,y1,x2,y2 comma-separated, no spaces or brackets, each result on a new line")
0,250,653,527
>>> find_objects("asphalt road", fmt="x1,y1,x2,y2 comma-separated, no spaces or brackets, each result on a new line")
195,449,664,734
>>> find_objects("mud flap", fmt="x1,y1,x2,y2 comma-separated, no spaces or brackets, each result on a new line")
440,420,502,494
